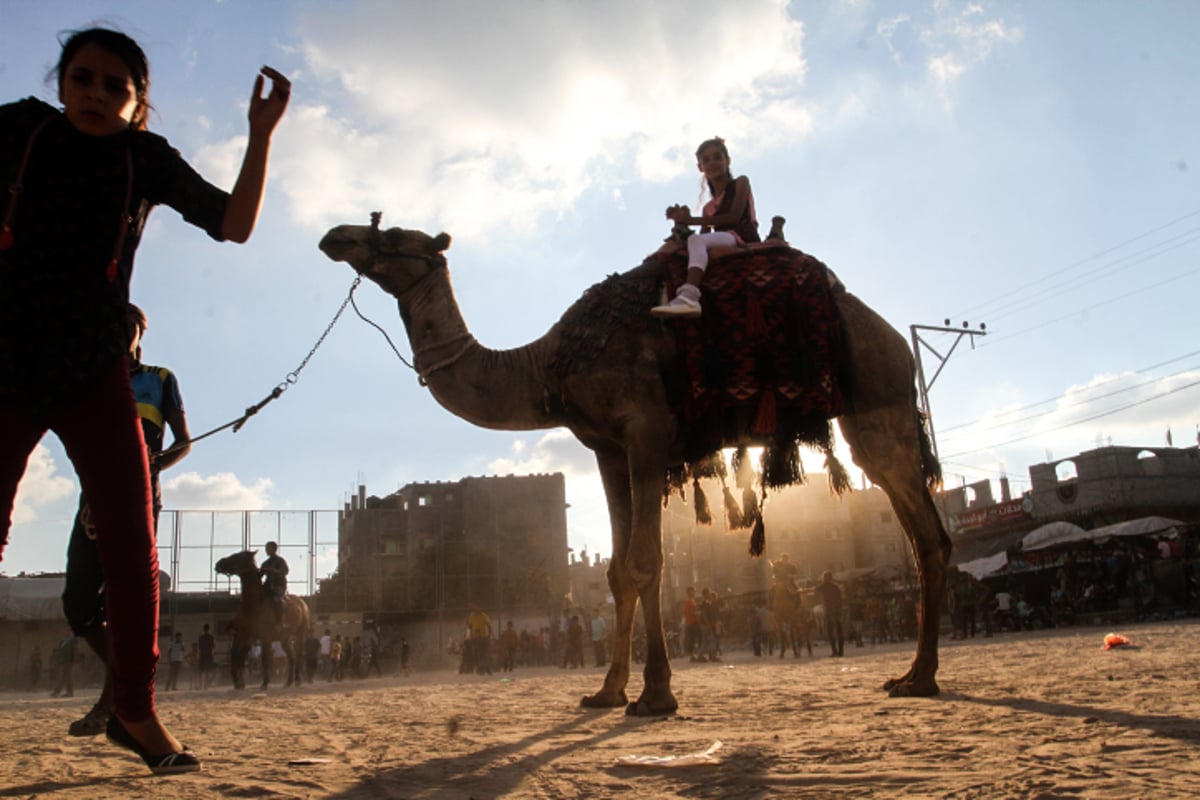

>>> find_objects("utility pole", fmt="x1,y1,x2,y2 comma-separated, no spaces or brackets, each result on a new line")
910,320,987,465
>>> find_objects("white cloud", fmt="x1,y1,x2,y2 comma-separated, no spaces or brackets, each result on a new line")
871,1,1020,112
11,444,76,525
488,430,595,479
162,471,274,509
252,0,811,239
488,430,610,555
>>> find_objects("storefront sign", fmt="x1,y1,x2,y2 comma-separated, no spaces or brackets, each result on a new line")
950,497,1033,532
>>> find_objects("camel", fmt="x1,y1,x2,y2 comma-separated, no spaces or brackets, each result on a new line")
214,550,311,690
319,220,951,714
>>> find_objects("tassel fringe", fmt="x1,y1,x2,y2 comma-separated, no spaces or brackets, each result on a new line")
693,478,712,525
826,449,853,495
748,514,765,556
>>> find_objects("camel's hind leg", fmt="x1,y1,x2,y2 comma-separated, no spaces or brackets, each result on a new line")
835,291,950,698
841,408,949,697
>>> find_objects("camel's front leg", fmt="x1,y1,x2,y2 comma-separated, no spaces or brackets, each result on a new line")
623,433,677,717
581,448,636,709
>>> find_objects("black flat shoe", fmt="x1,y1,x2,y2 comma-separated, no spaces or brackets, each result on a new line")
105,716,202,775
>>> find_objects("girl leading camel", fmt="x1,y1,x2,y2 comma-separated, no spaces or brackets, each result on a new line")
0,26,290,774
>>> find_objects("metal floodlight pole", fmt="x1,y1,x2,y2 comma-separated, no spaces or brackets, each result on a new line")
909,321,987,465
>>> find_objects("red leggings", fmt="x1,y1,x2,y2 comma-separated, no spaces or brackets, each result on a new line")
0,358,158,721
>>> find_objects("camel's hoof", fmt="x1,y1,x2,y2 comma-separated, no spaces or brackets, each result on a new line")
624,694,679,717
886,679,940,698
581,690,628,709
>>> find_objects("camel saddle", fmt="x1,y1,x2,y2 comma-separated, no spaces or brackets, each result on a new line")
661,242,846,461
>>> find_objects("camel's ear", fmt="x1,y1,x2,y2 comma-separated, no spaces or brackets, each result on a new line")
432,232,451,252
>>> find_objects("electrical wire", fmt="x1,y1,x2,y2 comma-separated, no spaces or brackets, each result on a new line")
940,377,1200,459
937,349,1200,434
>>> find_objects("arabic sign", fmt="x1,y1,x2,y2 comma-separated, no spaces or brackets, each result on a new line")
950,497,1033,532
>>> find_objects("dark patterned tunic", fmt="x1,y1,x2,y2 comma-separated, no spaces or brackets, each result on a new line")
0,98,228,413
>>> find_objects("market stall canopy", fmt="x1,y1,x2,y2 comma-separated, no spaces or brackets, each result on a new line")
1021,517,1184,552
1019,521,1087,552
948,529,1029,579
956,551,1010,580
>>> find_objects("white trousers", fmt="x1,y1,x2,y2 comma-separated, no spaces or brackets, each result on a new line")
687,230,738,272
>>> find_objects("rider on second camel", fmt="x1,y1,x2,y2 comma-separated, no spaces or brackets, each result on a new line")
260,541,289,628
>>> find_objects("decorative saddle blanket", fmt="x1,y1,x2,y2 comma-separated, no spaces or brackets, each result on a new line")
662,244,846,458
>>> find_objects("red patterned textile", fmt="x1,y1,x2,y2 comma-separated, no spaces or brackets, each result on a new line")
663,245,845,459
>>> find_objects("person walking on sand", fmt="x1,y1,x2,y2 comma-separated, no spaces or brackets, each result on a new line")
591,608,608,667
198,624,216,689
814,571,845,657
467,605,493,675
51,632,77,698
165,633,185,691
0,27,290,774
62,303,194,737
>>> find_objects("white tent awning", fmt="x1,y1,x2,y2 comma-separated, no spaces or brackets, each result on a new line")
956,551,1009,580
1022,517,1184,552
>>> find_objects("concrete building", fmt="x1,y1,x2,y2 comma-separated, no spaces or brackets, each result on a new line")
331,474,570,616
1028,446,1200,526
944,445,1200,567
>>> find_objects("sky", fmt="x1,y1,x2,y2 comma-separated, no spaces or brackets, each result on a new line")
2,0,1197,586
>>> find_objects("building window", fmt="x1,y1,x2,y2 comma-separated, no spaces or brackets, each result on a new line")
418,495,431,507
878,511,893,524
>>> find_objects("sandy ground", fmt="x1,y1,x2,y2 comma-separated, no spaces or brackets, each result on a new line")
1,619,1198,799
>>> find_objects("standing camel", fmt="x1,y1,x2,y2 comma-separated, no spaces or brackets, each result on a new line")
319,222,951,714
214,550,310,690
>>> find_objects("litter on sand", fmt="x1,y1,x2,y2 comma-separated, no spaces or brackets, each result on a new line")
288,758,333,766
615,741,723,767
1102,633,1134,650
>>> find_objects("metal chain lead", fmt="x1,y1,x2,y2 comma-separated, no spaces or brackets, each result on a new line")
279,274,363,391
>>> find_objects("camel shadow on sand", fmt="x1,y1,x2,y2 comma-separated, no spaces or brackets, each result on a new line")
947,691,1200,746
321,708,763,800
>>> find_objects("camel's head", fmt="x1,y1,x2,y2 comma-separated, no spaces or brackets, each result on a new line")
215,549,258,578
319,220,452,299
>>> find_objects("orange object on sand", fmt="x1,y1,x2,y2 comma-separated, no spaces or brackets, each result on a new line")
1102,633,1133,650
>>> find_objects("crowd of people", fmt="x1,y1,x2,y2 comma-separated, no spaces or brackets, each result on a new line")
451,604,613,675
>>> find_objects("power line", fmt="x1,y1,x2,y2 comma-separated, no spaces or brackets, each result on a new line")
940,377,1200,459
938,349,1200,434
939,361,1200,442
954,207,1200,320
977,229,1200,325
977,263,1200,348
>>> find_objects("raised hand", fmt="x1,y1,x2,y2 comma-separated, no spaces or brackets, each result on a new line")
247,66,291,137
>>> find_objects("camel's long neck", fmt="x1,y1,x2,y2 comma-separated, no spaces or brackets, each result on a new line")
401,270,562,431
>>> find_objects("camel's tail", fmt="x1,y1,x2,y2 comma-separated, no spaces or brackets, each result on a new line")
918,410,942,491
